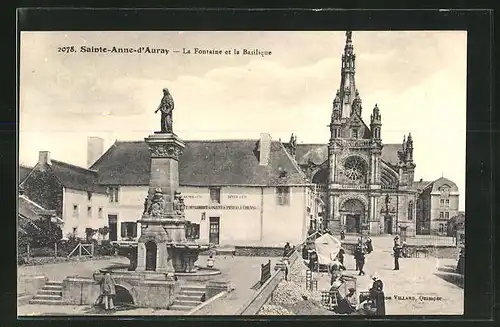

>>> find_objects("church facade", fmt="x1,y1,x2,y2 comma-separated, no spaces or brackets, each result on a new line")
290,31,459,237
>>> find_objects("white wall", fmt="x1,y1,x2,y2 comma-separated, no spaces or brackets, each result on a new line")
62,188,108,238
106,185,310,246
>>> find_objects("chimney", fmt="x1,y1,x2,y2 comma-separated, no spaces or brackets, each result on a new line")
39,151,51,166
87,137,104,168
420,178,423,182
258,133,272,166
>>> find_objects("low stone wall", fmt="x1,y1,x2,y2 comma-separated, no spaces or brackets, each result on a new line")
17,275,48,305
236,250,300,315
62,272,180,309
234,246,284,257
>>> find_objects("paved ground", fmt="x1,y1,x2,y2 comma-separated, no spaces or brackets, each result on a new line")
18,236,463,316
18,254,275,316
315,236,463,315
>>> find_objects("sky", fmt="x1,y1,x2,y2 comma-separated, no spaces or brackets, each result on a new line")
19,31,467,210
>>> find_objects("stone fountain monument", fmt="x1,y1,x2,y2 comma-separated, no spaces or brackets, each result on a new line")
61,88,214,309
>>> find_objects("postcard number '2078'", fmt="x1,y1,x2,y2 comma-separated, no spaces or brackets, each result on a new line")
58,46,76,53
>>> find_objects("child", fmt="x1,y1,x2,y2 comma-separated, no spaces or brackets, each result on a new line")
207,254,215,269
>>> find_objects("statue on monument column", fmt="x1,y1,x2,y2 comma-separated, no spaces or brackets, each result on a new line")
155,88,175,133
148,188,165,217
173,190,186,217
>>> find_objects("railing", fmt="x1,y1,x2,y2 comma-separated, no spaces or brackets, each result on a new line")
250,259,272,290
406,235,457,247
381,185,398,190
335,184,369,190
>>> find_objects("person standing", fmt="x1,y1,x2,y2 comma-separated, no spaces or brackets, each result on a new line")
354,245,365,276
337,248,345,265
369,274,386,315
283,242,291,257
340,230,345,240
393,244,401,270
98,271,116,311
366,237,373,254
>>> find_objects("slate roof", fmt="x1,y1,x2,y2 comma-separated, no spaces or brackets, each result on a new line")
49,160,107,194
411,180,433,192
295,142,403,167
430,177,459,191
18,194,63,223
380,144,403,166
295,144,328,165
91,140,311,186
19,166,32,184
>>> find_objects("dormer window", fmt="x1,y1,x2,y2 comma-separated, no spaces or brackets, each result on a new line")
352,129,359,138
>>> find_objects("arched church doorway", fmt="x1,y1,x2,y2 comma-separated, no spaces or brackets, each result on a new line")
341,198,365,234
145,241,157,271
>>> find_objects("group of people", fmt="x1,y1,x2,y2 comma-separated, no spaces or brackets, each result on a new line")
353,236,373,276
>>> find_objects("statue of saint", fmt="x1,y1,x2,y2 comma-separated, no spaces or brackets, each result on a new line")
173,190,186,216
148,188,165,217
385,194,391,213
155,88,175,133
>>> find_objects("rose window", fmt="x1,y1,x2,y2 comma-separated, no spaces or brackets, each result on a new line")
341,156,367,183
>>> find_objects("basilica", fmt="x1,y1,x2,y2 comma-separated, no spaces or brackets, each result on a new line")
291,31,460,237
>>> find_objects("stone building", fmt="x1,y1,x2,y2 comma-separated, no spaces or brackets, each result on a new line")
290,31,460,236
20,151,109,239
89,134,323,246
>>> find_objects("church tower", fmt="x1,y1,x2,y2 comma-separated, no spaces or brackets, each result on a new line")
326,31,384,235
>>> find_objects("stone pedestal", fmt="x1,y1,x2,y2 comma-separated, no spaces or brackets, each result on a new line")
136,132,186,274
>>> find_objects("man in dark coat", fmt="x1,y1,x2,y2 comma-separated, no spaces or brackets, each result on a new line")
393,244,401,270
369,274,386,315
283,242,291,257
354,246,365,275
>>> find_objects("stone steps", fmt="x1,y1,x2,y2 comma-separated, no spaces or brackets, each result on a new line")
168,284,205,312
29,281,63,305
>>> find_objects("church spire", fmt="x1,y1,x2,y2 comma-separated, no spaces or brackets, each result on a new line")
338,30,358,119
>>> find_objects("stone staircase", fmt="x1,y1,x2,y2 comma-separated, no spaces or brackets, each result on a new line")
169,285,206,312
29,281,63,305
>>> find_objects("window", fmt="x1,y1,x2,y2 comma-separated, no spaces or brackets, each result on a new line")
210,188,221,204
98,207,103,219
440,199,444,206
439,224,445,234
72,227,77,236
352,129,358,138
72,204,79,218
87,192,92,201
120,222,137,238
108,187,119,203
87,206,92,218
408,201,414,220
445,199,450,206
439,212,444,219
445,212,449,219
276,186,290,206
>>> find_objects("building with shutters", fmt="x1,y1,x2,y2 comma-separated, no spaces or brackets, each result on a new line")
20,151,109,239
90,135,323,246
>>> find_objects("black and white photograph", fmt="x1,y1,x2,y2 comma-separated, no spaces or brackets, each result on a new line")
17,28,467,316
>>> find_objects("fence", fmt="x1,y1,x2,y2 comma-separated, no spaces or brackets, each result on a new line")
67,243,94,258
251,259,272,290
405,235,457,246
